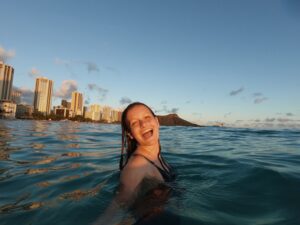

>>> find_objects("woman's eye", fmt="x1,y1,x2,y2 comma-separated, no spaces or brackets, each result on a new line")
131,122,137,127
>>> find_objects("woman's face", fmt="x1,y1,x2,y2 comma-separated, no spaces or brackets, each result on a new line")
126,105,160,146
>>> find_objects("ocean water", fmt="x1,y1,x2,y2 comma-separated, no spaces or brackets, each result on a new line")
0,120,300,225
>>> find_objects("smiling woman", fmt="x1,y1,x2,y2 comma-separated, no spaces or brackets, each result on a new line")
120,102,161,168
93,102,176,225
120,102,176,187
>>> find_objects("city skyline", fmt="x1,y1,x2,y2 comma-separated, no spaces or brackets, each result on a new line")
1,0,300,128
0,59,123,122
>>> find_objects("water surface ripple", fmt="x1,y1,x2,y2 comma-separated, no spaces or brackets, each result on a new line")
0,120,299,225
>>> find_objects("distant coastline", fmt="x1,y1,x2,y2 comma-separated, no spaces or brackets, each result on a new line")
7,113,202,127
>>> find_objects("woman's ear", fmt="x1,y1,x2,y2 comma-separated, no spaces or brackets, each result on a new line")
127,133,134,139
155,117,160,128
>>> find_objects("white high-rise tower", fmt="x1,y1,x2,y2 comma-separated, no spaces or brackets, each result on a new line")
33,77,53,115
0,61,14,100
71,91,83,116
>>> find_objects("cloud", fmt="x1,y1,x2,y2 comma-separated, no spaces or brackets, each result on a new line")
169,108,179,114
234,116,300,128
229,87,244,96
87,84,108,101
251,92,268,104
85,96,91,105
286,113,294,116
277,118,293,123
254,97,268,104
155,104,180,114
55,58,100,75
120,97,132,105
54,80,78,99
84,62,100,73
54,58,77,76
235,120,244,123
13,86,34,105
265,118,276,122
0,46,15,63
28,67,42,78
158,101,179,113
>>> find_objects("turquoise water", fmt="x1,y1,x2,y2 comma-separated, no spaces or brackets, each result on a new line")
0,120,300,225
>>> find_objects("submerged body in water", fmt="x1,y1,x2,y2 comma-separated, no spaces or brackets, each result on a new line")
130,176,177,224
129,153,177,224
93,167,178,225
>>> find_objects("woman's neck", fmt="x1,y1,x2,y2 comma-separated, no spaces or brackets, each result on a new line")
135,143,160,160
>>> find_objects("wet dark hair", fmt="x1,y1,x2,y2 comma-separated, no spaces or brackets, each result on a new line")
119,102,156,170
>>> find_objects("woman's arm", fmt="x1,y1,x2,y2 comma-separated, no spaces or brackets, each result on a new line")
92,166,145,225
91,198,126,225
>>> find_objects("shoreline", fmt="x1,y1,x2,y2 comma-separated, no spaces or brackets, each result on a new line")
1,117,204,127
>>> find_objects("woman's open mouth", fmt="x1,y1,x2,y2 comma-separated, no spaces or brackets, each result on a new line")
142,129,153,139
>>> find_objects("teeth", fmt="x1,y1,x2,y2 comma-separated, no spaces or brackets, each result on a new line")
142,129,153,138
142,129,152,135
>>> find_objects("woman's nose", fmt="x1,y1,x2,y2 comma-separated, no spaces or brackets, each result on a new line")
139,119,146,127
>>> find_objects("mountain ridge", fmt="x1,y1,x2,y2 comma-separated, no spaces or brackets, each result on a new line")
157,113,202,127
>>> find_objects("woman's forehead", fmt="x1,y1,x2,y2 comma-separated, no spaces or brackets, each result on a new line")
127,105,152,120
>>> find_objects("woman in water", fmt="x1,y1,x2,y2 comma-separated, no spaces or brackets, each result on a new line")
93,102,175,224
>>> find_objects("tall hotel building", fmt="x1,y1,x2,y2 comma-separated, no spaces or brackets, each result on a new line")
33,77,53,115
71,91,83,116
0,61,14,100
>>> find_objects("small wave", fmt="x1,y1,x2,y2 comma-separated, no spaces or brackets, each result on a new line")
59,179,107,201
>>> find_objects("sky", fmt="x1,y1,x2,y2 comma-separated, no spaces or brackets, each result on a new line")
1,0,300,128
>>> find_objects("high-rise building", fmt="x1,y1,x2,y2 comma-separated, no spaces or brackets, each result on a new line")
86,104,102,121
16,104,33,119
11,90,21,104
71,91,83,116
118,111,122,122
33,77,53,115
0,61,14,100
61,99,71,109
111,109,121,122
54,105,70,118
83,106,88,118
102,106,112,122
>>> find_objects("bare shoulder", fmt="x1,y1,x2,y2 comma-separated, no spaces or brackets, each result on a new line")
117,156,151,203
120,156,149,182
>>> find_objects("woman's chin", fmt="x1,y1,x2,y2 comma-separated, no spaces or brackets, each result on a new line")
139,137,159,147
